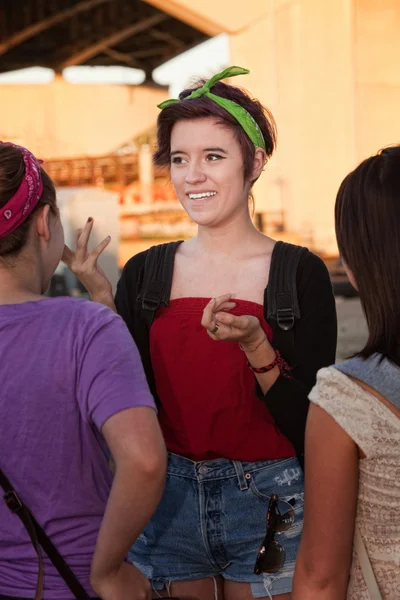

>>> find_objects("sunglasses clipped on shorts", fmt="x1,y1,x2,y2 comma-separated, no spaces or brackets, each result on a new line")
254,493,295,575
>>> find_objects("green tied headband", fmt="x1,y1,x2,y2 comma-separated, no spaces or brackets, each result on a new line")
158,66,266,151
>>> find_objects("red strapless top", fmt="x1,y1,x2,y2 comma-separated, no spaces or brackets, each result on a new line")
150,297,295,461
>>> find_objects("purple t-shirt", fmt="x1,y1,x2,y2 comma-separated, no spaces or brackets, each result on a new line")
0,297,156,599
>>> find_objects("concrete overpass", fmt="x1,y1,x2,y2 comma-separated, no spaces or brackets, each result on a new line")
1,0,400,255
0,0,208,81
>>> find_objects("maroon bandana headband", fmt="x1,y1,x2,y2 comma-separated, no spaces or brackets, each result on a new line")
0,142,43,238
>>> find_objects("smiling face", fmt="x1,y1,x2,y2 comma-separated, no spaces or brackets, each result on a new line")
170,117,260,228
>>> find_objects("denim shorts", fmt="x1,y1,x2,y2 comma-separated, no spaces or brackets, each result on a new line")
130,453,304,598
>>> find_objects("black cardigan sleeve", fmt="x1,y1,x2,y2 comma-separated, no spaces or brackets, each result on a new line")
260,251,337,457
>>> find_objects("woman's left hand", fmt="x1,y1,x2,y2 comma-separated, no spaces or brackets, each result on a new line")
201,294,266,350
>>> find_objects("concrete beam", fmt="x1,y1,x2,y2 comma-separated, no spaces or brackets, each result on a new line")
102,47,139,68
143,0,225,35
143,0,271,35
59,13,167,69
0,0,112,56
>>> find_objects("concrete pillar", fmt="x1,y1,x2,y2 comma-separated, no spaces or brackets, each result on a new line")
229,0,356,255
354,0,400,158
57,187,120,293
146,0,359,254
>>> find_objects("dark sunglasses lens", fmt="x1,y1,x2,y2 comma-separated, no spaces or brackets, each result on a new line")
254,540,286,574
275,502,295,532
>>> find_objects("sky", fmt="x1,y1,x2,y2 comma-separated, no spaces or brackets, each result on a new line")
0,34,229,94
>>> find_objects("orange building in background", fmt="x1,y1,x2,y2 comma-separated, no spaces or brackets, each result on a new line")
0,78,166,158
1,0,400,260
144,0,400,255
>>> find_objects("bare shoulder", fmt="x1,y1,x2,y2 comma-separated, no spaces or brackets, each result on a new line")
252,231,276,253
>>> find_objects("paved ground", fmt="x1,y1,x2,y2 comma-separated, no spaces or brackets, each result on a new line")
335,297,368,362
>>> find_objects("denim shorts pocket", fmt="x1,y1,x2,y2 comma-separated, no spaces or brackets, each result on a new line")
249,474,271,501
248,457,303,502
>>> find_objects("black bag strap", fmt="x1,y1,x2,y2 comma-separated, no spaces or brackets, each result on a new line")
0,469,91,600
266,241,308,365
136,241,182,327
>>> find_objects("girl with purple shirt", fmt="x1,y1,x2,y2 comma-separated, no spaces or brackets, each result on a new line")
0,142,167,600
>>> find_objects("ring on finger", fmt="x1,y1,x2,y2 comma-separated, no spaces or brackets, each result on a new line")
210,323,219,335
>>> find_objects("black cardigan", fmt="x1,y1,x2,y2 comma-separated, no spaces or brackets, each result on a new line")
115,247,337,458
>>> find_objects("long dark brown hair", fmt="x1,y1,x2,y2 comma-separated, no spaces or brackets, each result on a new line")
335,146,400,363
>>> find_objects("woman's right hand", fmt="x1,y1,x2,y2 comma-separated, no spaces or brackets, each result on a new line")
62,217,113,302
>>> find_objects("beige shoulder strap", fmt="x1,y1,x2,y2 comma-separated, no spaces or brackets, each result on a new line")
354,525,383,599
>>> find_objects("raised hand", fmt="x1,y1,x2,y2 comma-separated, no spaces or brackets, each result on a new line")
62,217,113,301
201,294,266,351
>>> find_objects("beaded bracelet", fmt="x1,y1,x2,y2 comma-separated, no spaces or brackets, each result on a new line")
247,349,291,375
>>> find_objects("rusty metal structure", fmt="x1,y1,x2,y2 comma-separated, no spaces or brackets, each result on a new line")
45,153,139,188
0,0,209,81
44,126,159,187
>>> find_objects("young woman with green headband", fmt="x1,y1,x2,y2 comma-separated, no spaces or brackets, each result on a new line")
64,67,337,600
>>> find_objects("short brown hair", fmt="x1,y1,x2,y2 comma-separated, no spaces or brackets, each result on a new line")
0,143,57,257
335,146,400,362
154,80,277,183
